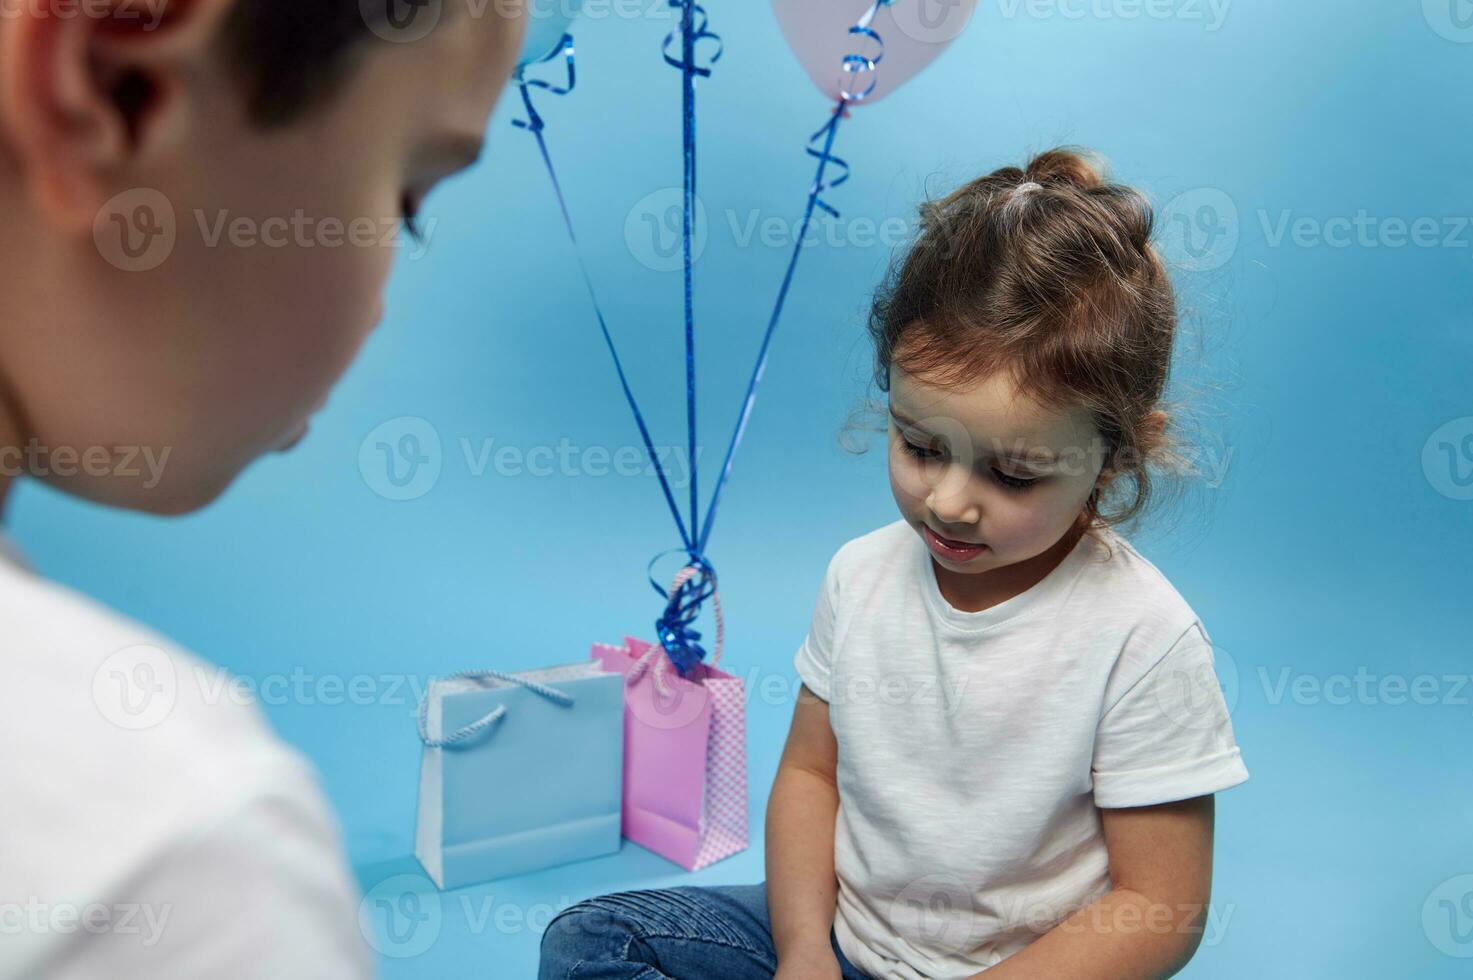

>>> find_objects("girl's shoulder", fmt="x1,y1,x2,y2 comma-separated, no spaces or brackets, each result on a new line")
1074,525,1206,641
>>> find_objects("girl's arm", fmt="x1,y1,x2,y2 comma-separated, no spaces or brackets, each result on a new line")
971,794,1217,979
766,682,843,969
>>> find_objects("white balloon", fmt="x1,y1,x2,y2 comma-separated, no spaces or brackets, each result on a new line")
771,0,978,105
520,0,585,67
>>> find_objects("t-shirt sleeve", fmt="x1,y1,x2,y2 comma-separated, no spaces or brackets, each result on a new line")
1091,621,1249,808
793,551,842,702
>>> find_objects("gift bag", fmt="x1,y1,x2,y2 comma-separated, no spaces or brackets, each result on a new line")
414,663,624,890
591,636,748,871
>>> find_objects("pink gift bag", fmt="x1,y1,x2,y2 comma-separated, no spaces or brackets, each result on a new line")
591,635,748,871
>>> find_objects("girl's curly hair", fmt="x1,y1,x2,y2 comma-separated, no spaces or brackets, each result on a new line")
862,147,1203,538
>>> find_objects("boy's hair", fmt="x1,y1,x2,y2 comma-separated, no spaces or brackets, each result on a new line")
866,146,1193,534
218,2,399,128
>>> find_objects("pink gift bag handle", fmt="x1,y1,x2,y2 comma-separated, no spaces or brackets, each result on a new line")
627,564,724,698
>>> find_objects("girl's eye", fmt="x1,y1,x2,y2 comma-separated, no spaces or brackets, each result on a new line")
993,469,1040,491
401,192,425,244
900,433,1040,490
901,438,942,460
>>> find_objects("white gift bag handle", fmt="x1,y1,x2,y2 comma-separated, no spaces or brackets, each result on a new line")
417,669,576,749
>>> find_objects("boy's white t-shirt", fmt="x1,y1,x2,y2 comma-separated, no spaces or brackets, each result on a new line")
793,519,1248,980
0,534,373,979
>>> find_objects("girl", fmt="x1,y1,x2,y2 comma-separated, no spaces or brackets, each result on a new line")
538,147,1248,980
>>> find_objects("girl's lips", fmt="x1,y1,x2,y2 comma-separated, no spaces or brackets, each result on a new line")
922,524,988,561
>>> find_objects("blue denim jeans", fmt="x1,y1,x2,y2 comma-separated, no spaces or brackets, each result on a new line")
538,881,873,979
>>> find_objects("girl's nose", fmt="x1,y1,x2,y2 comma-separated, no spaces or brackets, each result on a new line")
926,476,981,527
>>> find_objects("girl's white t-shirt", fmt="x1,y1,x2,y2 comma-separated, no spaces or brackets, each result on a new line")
0,534,372,979
793,519,1248,980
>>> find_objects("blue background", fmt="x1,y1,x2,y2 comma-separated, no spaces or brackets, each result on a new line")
10,1,1473,976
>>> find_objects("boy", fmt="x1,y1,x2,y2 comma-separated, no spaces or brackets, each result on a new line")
0,1,526,975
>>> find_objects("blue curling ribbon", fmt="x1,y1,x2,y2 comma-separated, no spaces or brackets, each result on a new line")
661,2,723,76
512,32,576,134
805,106,852,221
697,4,897,554
653,0,723,676
513,36,695,553
513,5,891,680
513,12,725,678
647,550,718,676
840,0,894,103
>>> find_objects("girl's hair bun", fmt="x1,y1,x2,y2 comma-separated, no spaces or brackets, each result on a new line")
1024,146,1106,192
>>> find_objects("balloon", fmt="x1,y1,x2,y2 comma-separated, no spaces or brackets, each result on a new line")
770,0,977,105
520,0,585,67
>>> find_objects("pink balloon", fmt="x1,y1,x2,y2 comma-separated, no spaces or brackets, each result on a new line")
771,0,978,106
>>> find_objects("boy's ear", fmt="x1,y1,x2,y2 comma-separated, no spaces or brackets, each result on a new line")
0,0,236,234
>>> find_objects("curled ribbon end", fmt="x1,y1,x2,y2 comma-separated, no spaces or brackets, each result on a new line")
648,554,722,677
657,627,705,677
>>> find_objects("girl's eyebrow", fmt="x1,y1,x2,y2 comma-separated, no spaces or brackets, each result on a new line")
889,407,1059,465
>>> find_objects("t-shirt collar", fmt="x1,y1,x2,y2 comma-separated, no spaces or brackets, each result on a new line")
917,524,1100,632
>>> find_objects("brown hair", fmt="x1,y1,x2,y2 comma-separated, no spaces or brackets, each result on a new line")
863,146,1198,539
217,2,473,129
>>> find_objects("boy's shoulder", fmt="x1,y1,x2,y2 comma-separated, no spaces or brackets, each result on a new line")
0,555,283,749
0,557,332,901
